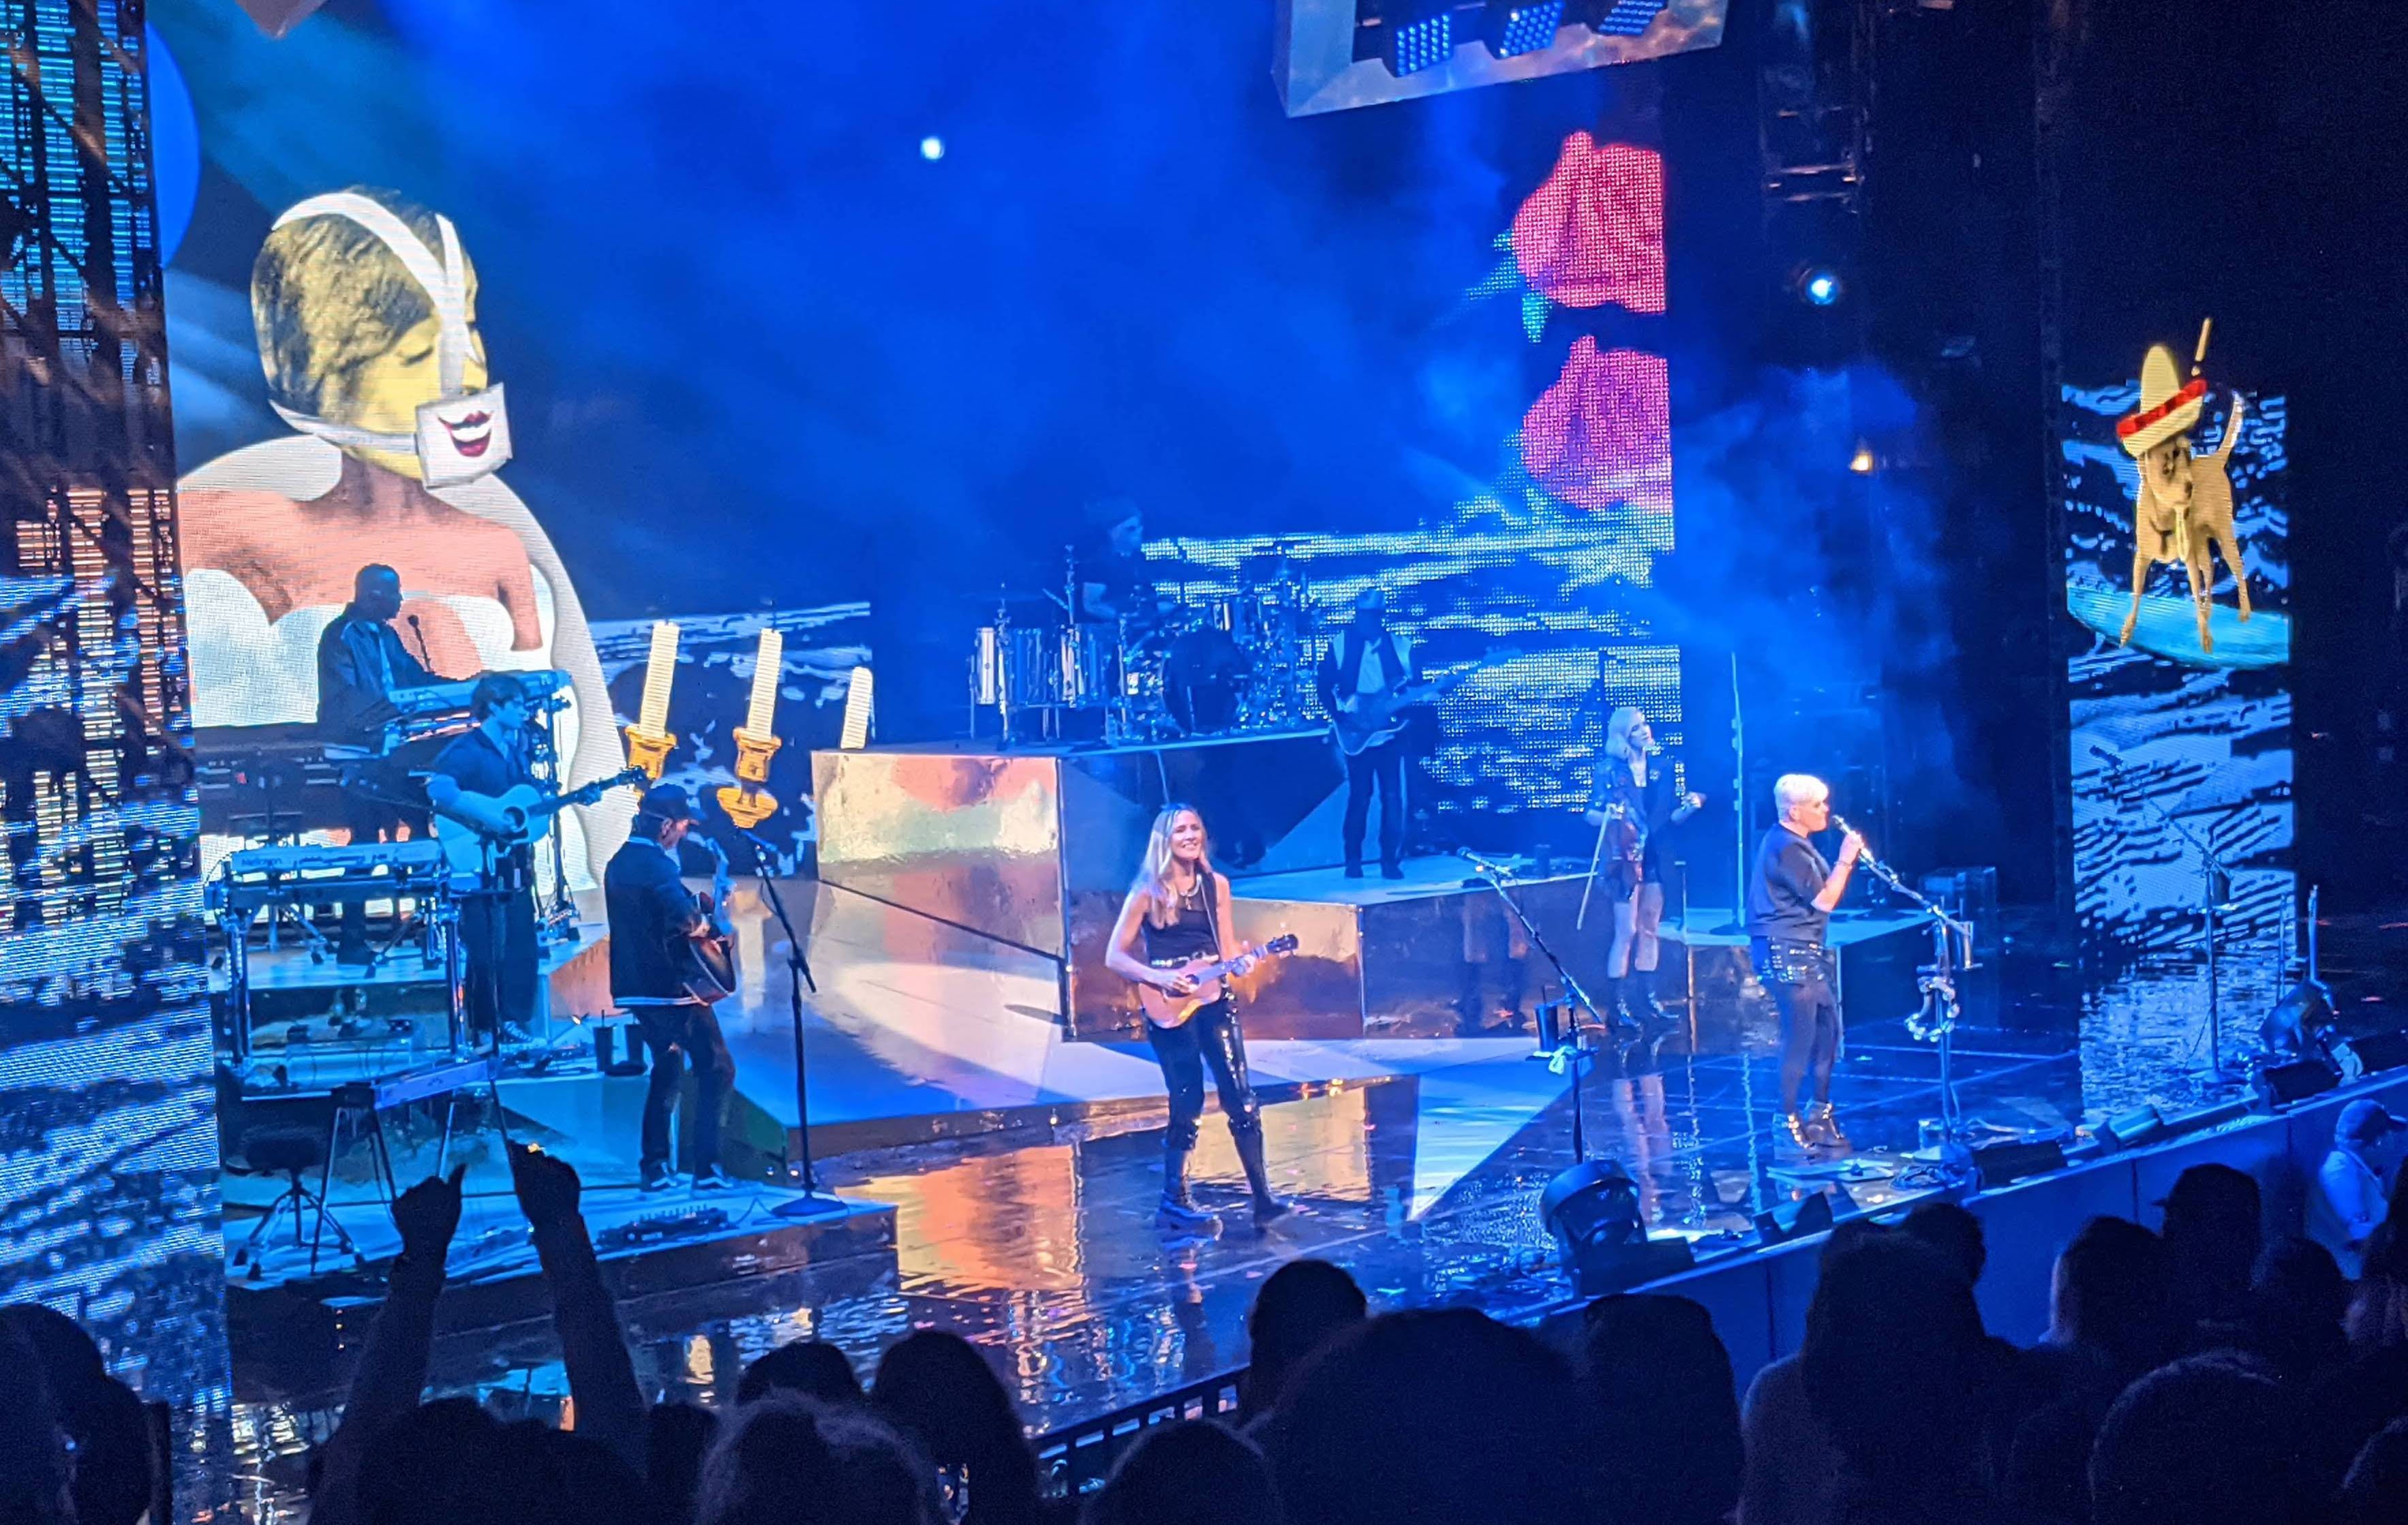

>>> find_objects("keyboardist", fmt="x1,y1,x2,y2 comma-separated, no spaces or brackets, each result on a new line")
318,564,442,964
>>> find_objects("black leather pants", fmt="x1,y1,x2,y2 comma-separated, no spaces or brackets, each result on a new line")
1147,997,1275,1202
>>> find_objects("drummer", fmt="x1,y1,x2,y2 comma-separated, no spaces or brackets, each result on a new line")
1078,497,1157,625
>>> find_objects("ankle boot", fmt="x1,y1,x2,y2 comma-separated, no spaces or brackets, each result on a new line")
1157,1141,1217,1230
1600,975,1636,1030
1630,967,1672,1023
1230,1123,1289,1228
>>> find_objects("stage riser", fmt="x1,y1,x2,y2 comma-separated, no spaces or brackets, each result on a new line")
814,738,1348,1037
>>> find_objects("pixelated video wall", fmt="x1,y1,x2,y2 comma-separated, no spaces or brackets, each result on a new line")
3,0,228,1431
1151,132,1679,822
2061,372,2291,954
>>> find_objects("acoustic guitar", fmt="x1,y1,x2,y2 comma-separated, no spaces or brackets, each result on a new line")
1137,934,1300,1029
675,836,740,1002
430,765,647,876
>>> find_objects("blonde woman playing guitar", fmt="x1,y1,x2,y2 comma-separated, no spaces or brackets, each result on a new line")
1105,803,1292,1233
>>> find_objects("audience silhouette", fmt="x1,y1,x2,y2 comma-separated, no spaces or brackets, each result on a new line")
19,1135,2408,1525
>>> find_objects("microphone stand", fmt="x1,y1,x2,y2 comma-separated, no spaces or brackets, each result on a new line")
2094,754,2242,1079
740,831,846,1220
1846,844,1983,1175
1468,857,1602,1164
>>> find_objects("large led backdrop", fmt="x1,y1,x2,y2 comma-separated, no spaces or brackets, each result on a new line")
2060,343,2291,958
155,3,1692,870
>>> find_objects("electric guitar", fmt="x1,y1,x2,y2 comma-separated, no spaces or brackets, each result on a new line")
430,765,647,876
1137,934,1300,1029
1328,647,1521,758
675,836,740,1002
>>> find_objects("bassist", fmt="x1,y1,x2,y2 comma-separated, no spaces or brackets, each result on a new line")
1104,803,1288,1233
1315,587,1419,880
425,674,540,1043
605,785,737,1192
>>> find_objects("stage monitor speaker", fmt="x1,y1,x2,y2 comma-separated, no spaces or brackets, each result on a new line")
2343,1030,2408,1076
2098,1105,2167,1152
1972,1139,2066,1191
2257,1058,2341,1107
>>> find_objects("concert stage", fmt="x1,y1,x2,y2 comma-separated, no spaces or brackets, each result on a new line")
226,878,2373,1470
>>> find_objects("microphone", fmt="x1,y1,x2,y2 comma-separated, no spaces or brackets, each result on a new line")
404,613,435,668
1830,814,1891,874
1456,847,1513,878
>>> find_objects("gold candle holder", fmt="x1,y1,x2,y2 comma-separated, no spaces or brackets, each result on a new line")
623,725,677,782
714,726,783,828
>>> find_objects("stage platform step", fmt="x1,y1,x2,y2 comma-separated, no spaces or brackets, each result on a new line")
226,1179,896,1404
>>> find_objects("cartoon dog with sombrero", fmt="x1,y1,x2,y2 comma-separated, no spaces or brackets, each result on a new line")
2116,326,2249,656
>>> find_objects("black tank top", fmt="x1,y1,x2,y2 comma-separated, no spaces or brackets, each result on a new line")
1140,875,1219,965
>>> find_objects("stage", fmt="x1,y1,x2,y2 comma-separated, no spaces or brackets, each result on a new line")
222,867,2347,1479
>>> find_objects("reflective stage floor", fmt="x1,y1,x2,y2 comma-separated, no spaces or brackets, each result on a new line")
224,886,2405,1511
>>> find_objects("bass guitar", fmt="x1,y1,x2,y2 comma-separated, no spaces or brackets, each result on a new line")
430,765,647,876
1137,934,1300,1029
675,836,740,1002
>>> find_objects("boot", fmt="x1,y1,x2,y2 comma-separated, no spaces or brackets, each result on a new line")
1231,1122,1290,1229
1600,976,1638,1032
1629,966,1673,1025
1782,1111,1818,1150
1156,1141,1219,1231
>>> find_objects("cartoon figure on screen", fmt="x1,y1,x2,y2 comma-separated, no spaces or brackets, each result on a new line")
177,187,629,881
2115,328,2250,658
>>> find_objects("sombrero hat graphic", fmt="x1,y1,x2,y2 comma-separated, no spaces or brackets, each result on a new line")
2116,343,2208,458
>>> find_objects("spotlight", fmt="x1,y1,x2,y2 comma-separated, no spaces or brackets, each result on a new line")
1380,2,1457,76
1797,266,1844,307
1541,1157,1692,1295
1847,442,1877,474
1482,1,1566,58
1585,0,1668,37
919,136,945,161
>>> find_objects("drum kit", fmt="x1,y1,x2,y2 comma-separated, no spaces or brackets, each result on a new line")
971,542,1322,745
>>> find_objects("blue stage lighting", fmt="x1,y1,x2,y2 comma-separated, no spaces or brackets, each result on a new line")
1589,0,1666,37
1483,2,1566,58
1382,7,1457,76
1801,268,1843,307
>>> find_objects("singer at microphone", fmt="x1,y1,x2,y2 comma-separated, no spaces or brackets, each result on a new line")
314,564,445,964
1743,773,1865,1155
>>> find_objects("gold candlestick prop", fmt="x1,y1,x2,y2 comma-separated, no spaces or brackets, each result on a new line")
715,727,784,828
714,626,784,829
624,724,679,781
626,619,682,781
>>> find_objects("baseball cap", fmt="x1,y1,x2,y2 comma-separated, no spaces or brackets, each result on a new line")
2340,1098,2408,1143
637,784,702,823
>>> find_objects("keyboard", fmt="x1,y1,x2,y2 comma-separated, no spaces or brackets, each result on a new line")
211,839,451,915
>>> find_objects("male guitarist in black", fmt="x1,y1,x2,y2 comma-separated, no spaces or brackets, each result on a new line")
425,673,538,1043
1316,587,1420,880
606,785,737,1191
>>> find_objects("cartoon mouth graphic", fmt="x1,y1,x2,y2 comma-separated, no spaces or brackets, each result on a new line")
442,412,493,457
